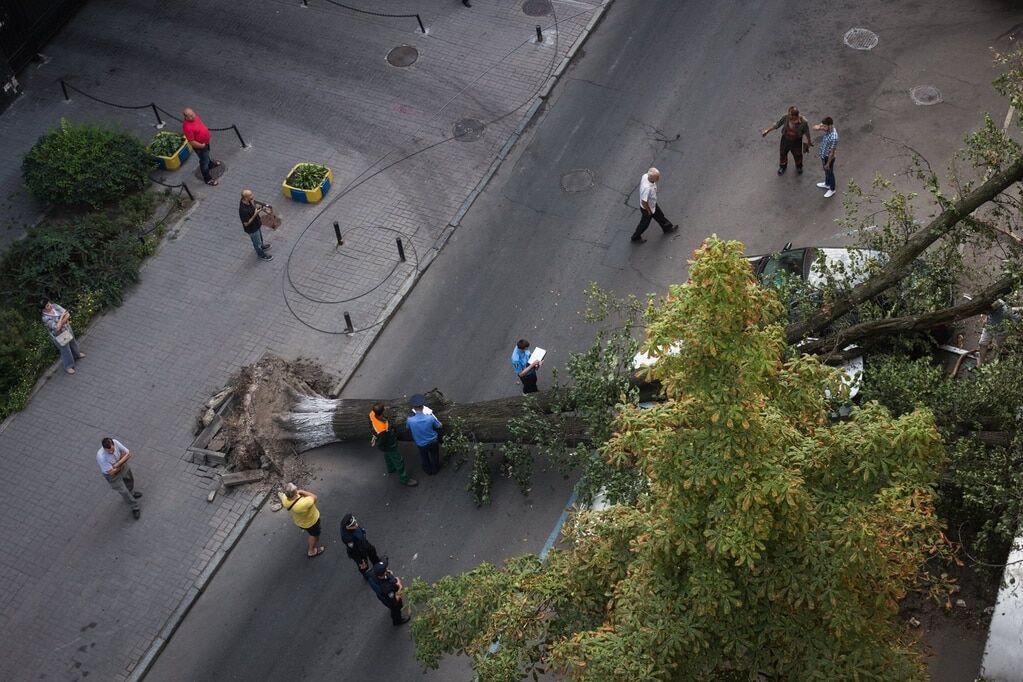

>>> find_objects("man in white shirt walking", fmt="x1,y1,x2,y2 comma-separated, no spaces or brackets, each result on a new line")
97,437,142,519
630,167,679,243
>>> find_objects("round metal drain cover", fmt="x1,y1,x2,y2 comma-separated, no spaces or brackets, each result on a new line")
452,118,485,142
843,28,878,50
387,45,418,67
560,169,594,193
909,85,942,106
522,0,552,17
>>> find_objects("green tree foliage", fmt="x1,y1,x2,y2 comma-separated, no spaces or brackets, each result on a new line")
861,341,1023,574
22,119,153,207
406,237,951,681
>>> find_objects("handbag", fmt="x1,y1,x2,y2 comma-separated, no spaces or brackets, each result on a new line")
54,328,74,346
259,205,282,230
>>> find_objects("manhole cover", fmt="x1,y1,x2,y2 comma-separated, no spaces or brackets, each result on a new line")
387,45,418,67
909,85,942,106
522,0,552,17
843,28,879,50
452,118,485,142
560,169,594,193
193,161,227,182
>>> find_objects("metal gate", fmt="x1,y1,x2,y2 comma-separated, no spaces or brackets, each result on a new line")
0,0,87,72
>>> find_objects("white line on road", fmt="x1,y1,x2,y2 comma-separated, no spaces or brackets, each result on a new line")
1004,105,1015,131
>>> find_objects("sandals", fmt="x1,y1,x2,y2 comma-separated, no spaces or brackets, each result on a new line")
307,546,326,558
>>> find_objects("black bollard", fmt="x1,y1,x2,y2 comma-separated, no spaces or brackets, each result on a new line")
333,221,343,247
396,237,406,262
536,25,543,43
344,312,354,334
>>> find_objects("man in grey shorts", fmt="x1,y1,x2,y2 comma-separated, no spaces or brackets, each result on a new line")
97,437,142,519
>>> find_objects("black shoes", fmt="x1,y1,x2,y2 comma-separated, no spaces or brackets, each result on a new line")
778,166,786,175
132,509,141,520
462,0,471,6
260,254,274,261
395,616,411,626
263,243,272,251
631,236,647,243
663,225,679,234
132,491,142,499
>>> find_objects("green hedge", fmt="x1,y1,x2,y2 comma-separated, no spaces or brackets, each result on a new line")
0,193,158,417
22,119,153,207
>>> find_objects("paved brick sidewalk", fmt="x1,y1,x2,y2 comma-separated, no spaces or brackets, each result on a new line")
0,0,609,679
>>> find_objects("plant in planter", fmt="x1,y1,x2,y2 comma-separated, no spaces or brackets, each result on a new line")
148,131,190,171
282,163,333,203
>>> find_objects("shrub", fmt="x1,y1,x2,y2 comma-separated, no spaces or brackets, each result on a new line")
0,190,168,420
22,119,153,207
0,193,155,310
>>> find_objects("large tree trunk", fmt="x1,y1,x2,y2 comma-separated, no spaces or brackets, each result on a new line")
282,388,591,453
799,273,1017,356
785,156,1023,345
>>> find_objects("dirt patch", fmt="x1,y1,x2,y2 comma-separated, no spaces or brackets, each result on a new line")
207,356,340,491
901,558,997,681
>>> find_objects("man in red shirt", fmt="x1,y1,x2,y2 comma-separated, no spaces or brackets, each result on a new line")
182,107,221,186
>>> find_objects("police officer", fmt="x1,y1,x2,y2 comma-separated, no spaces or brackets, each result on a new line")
340,513,382,574
368,559,409,626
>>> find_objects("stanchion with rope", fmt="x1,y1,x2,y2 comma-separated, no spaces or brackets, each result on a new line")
58,80,248,145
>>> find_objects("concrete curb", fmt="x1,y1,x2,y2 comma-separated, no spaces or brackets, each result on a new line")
127,490,268,682
335,0,615,395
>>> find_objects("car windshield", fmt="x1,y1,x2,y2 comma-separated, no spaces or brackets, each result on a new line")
760,248,807,288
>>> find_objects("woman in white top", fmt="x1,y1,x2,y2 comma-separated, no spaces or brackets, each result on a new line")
40,298,85,374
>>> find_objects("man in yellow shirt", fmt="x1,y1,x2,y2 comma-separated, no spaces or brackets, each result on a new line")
279,483,325,557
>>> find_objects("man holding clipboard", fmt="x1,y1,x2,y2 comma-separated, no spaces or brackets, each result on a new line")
511,339,545,394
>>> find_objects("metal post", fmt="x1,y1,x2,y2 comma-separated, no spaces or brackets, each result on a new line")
344,312,354,334
396,237,406,262
333,221,344,246
416,14,425,33
150,103,165,129
232,125,248,148
535,25,543,43
60,80,70,101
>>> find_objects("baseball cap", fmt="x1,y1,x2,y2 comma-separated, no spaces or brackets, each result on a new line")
409,394,426,407
373,559,388,576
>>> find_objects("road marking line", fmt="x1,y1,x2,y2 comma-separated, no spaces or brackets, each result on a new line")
1004,105,1015,131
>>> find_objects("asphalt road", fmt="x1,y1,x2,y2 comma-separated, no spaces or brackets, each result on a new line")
149,0,1017,679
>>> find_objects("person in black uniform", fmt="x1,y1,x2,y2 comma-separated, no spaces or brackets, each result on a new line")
340,513,382,574
368,559,409,625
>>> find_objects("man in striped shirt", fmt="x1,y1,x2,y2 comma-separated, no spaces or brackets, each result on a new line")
814,117,839,198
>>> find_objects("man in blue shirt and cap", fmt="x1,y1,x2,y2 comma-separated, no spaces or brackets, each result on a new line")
511,339,543,394
406,394,442,475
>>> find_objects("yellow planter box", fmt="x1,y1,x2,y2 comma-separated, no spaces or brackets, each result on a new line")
149,133,190,171
282,164,333,203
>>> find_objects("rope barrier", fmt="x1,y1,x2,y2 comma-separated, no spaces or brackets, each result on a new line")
310,0,426,33
58,80,248,146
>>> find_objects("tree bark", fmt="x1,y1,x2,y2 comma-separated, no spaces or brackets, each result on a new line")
282,389,592,452
800,273,1017,356
785,155,1023,345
